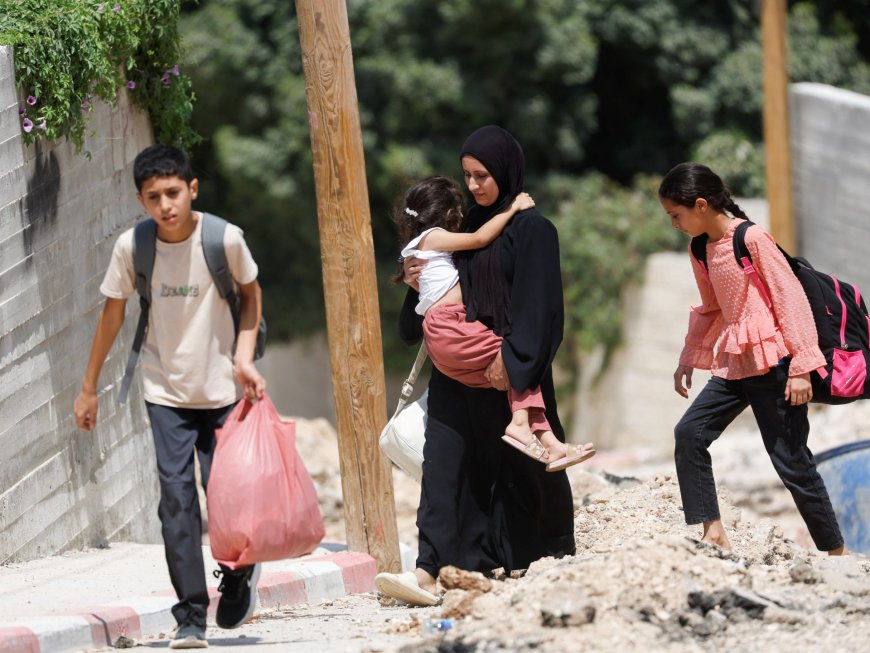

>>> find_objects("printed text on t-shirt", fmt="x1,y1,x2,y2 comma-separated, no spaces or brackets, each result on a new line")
161,284,200,298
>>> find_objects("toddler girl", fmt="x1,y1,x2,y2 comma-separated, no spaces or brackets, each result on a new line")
393,175,594,471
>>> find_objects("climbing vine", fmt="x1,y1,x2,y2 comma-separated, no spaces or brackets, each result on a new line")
0,0,199,152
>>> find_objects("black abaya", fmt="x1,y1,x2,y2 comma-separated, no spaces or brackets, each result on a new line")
399,209,575,575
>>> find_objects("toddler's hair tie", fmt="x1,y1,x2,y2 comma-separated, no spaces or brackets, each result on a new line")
404,207,418,217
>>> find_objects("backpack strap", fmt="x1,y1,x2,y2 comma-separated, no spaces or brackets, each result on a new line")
731,219,773,308
201,212,266,359
119,219,157,404
200,213,241,338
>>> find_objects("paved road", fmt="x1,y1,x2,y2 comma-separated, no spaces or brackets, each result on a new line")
103,594,440,652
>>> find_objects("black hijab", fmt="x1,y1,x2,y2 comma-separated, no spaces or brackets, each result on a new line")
456,125,525,336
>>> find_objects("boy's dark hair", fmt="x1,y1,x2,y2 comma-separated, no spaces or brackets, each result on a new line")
391,176,464,284
658,161,747,219
133,144,194,191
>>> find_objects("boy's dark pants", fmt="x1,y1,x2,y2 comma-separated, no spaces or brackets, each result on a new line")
673,365,844,551
146,401,236,626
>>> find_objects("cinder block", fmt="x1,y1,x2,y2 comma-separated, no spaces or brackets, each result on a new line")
0,46,159,564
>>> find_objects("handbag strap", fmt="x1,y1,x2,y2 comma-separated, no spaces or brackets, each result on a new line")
390,342,428,419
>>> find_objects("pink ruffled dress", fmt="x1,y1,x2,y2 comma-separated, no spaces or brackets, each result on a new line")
679,219,825,380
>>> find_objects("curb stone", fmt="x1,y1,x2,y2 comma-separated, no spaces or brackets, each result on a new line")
0,548,377,653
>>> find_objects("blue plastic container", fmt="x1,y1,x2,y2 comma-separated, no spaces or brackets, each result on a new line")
815,440,870,554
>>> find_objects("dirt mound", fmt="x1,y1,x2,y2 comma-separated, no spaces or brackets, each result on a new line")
292,412,869,653
387,475,869,652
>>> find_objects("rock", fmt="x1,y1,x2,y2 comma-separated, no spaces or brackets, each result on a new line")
440,589,482,619
789,559,820,584
439,566,493,593
764,606,806,625
540,600,596,627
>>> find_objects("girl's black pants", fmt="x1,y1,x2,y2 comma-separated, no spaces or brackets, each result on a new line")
674,364,844,551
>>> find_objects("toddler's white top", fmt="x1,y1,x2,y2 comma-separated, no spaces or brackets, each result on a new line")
401,227,460,316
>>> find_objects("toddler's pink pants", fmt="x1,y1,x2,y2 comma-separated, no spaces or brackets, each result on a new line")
422,303,552,433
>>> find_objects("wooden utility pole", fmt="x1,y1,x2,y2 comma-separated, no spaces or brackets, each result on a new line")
295,0,401,573
761,0,796,252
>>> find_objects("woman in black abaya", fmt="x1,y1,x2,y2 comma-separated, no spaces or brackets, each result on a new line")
375,126,576,606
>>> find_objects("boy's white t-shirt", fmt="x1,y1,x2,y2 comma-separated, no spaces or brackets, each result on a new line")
401,227,460,316
100,213,259,409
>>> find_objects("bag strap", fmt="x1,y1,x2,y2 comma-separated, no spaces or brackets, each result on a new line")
119,219,157,403
200,212,267,359
389,343,428,420
730,220,773,308
201,213,241,336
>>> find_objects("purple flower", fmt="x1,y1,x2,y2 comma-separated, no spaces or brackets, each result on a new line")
97,3,105,12
160,72,172,86
126,80,136,90
113,3,120,12
18,107,25,117
167,65,180,76
26,95,36,106
22,118,33,133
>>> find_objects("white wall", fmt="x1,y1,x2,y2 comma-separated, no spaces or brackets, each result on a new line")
790,83,870,289
0,46,161,563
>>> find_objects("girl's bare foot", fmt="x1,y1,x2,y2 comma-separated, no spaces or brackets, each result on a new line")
701,519,732,550
828,545,849,556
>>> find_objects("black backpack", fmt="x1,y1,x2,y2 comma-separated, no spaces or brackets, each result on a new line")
118,212,266,403
690,220,870,404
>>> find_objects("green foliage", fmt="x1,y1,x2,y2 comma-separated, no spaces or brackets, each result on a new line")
180,1,322,340
177,0,870,371
0,0,199,151
692,131,766,198
546,173,683,361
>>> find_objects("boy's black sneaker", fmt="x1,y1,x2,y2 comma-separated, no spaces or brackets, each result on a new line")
214,562,261,629
169,619,208,649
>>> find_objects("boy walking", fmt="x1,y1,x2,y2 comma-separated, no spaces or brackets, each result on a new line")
74,144,266,649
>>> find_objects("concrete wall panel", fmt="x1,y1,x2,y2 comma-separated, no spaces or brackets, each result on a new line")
0,45,160,563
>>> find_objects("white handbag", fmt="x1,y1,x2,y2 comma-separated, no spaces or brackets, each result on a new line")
379,343,428,483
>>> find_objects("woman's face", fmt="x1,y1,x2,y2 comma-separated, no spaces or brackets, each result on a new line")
461,155,499,207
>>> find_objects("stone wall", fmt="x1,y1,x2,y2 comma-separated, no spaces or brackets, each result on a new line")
790,82,870,290
0,46,160,563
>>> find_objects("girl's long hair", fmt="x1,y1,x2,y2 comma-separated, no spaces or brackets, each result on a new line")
658,162,748,218
390,176,464,284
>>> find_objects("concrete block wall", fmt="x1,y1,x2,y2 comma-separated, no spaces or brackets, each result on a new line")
0,46,161,563
790,83,870,288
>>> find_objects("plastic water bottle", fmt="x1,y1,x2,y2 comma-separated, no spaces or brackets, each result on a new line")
423,617,455,633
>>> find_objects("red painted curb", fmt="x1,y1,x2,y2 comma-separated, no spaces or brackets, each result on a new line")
0,549,379,653
328,552,378,594
257,571,308,608
0,626,39,653
76,606,142,648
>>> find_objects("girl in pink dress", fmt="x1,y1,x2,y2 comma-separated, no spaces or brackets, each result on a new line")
392,175,595,471
659,162,846,554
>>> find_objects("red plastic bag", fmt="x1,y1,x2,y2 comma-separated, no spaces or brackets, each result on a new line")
207,393,325,569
